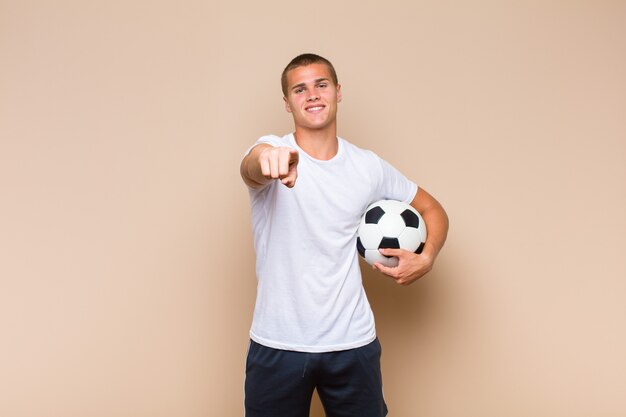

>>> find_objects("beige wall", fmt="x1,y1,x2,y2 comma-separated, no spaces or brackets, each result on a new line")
1,1,625,416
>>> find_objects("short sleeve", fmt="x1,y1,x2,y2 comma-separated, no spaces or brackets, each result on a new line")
375,155,418,204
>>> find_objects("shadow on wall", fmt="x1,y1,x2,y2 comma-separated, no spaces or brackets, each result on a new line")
363,257,453,335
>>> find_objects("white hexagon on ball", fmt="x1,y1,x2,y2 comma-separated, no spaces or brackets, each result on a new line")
358,223,383,250
398,227,422,253
377,213,405,237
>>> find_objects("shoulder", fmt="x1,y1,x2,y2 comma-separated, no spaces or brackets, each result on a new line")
340,137,378,157
340,137,382,165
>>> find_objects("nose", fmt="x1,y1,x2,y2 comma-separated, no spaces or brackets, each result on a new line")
306,91,319,101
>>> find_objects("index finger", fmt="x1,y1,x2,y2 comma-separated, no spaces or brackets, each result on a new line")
378,248,404,258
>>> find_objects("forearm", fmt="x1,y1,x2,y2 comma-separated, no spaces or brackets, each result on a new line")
410,187,449,262
420,200,449,261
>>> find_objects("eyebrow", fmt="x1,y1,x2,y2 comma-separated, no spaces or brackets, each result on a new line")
291,78,330,91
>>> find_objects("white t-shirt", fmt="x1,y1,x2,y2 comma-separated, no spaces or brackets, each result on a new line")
244,133,417,352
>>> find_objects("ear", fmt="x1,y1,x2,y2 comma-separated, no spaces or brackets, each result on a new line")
336,84,342,103
283,96,292,113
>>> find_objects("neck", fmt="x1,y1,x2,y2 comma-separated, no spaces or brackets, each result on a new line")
293,125,338,161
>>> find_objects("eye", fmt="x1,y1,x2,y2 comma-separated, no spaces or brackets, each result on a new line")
294,88,304,94
318,83,327,88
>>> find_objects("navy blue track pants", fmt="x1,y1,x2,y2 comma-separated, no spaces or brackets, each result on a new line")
244,338,388,417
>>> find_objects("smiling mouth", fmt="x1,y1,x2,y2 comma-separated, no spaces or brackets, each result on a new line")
306,105,325,113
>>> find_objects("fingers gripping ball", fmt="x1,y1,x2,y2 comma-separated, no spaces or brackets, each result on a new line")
356,200,427,267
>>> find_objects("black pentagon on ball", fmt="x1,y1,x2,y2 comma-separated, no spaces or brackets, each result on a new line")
400,209,420,228
379,237,400,258
356,237,366,258
415,242,425,254
379,237,400,249
365,206,385,224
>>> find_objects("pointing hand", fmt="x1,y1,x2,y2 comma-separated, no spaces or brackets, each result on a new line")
259,146,299,188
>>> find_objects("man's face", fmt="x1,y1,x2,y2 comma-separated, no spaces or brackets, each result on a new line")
283,63,342,131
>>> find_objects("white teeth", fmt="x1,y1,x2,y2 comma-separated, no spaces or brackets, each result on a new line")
307,106,323,111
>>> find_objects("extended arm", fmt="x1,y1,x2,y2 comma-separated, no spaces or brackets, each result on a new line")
374,187,449,285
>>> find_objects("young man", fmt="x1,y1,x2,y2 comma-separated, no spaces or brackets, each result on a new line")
240,54,449,417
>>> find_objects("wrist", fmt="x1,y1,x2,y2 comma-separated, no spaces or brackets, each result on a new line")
420,241,438,265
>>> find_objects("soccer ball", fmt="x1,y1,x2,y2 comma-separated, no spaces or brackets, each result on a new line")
356,200,427,267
